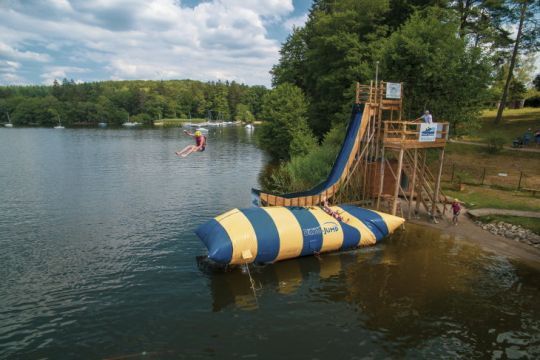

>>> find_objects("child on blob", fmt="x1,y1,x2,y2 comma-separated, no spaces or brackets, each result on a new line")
451,198,461,225
321,197,348,223
176,130,206,157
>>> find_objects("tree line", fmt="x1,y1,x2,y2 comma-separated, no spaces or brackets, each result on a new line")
0,79,268,126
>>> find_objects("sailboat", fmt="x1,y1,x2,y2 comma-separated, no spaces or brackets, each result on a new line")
4,112,13,127
122,114,140,127
54,115,65,129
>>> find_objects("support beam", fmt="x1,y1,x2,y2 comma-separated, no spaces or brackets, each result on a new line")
376,146,385,210
392,148,404,215
408,148,418,219
431,148,445,219
415,152,426,215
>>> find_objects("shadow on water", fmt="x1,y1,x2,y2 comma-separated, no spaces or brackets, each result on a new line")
200,224,540,358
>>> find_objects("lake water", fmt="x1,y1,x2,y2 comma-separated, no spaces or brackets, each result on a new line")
1,127,539,359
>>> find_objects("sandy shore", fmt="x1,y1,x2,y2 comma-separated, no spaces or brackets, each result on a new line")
400,200,540,270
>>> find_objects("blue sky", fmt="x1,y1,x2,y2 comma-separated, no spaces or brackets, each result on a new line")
0,0,313,87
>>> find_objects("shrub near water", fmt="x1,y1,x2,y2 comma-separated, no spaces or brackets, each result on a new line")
265,125,345,193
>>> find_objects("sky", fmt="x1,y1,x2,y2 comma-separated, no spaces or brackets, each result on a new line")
0,0,313,87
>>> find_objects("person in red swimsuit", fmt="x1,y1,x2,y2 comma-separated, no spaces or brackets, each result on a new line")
176,130,206,157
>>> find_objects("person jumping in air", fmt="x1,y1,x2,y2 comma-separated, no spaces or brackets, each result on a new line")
176,130,206,157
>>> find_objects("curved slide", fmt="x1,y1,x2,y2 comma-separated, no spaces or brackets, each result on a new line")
252,103,370,207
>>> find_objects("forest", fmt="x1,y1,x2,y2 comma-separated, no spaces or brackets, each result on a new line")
0,79,267,126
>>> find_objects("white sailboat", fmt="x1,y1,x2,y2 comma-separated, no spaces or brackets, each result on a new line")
122,114,140,127
4,112,13,127
54,115,65,129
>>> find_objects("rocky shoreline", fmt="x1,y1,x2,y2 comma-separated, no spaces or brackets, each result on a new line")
474,220,540,249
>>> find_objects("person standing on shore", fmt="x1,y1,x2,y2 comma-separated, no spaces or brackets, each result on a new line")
451,199,461,225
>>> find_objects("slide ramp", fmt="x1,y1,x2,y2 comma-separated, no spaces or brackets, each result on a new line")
252,103,371,207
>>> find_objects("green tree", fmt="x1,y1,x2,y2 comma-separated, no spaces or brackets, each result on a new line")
244,85,268,119
234,103,255,123
271,27,307,88
494,0,540,123
257,84,317,160
271,0,445,137
209,81,230,120
379,8,492,134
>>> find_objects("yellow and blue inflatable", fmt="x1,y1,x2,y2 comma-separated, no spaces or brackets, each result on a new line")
196,205,404,265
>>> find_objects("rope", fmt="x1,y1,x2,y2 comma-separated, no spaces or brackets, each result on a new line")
243,262,261,307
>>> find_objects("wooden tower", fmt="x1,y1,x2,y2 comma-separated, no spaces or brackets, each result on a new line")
335,81,449,221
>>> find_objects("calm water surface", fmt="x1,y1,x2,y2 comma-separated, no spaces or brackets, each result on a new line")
0,127,539,359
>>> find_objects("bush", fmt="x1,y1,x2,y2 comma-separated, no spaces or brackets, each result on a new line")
263,123,344,192
485,135,505,154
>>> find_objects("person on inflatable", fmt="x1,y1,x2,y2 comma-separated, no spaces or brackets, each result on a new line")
176,130,206,157
321,197,348,223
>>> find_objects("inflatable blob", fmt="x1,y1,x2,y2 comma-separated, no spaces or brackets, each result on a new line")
195,205,404,265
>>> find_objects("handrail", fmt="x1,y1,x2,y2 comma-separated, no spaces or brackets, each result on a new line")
383,121,449,143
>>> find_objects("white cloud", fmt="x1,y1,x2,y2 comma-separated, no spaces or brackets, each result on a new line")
0,0,298,86
1,72,25,83
283,13,308,31
40,66,89,84
0,42,50,62
0,60,21,71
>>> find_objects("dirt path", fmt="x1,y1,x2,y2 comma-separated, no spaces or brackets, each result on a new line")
400,200,540,270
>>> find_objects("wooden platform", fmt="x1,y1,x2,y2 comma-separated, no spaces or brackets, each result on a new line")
383,121,449,149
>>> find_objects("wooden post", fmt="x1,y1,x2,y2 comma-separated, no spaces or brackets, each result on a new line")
376,146,385,210
481,167,486,185
431,148,445,219
415,152,426,214
392,147,404,215
408,148,418,219
517,171,523,190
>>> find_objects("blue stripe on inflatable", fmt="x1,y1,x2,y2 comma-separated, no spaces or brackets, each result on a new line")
340,221,361,250
239,208,280,263
195,219,233,264
339,205,389,241
286,207,323,256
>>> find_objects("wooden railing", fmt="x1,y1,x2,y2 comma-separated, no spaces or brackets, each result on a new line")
383,121,449,147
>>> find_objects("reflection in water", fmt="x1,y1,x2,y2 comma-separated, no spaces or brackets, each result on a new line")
203,224,540,358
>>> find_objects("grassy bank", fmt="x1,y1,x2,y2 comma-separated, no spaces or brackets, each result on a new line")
462,108,540,144
443,183,540,212
443,142,540,189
